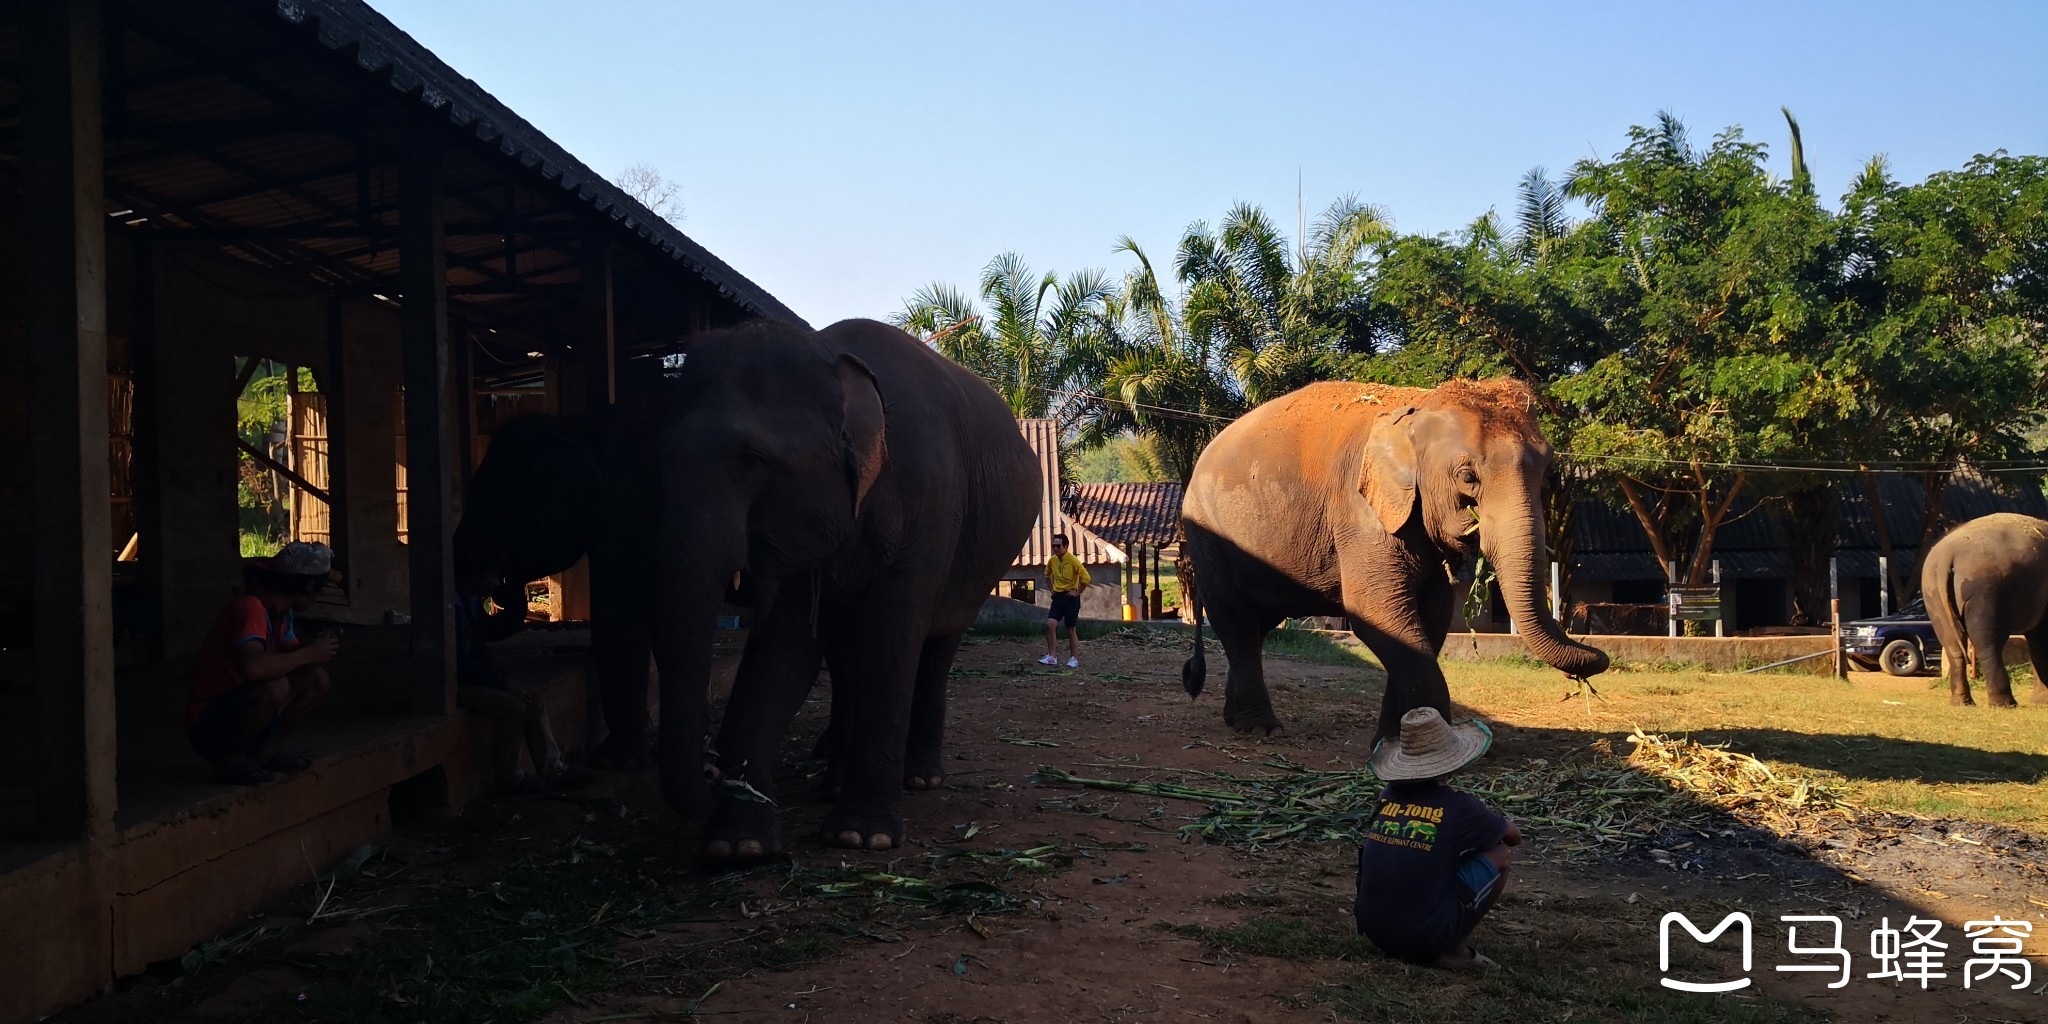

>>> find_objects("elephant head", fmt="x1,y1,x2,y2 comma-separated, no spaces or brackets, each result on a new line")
454,414,604,584
650,321,886,815
1361,378,1609,679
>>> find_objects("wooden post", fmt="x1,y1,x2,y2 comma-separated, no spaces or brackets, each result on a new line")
580,227,616,414
1666,560,1679,638
1830,556,1845,679
1712,559,1723,638
24,0,116,842
322,297,352,597
1879,555,1890,616
401,130,456,715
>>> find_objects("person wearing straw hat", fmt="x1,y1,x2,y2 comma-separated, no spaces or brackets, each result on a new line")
186,541,342,784
1354,706,1521,969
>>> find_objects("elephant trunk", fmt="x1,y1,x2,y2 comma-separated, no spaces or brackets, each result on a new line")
651,517,744,818
1481,495,1609,678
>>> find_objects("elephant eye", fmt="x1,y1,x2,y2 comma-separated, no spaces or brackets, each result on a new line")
1457,466,1479,486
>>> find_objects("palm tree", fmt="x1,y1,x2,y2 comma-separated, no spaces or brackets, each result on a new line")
1090,197,1392,481
892,253,1121,435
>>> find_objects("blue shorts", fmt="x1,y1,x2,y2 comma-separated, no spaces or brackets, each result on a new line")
1456,852,1502,909
1047,593,1081,629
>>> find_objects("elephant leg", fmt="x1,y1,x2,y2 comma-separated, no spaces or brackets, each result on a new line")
588,557,654,770
1351,618,1449,743
1209,598,1282,735
1968,611,2017,708
904,632,962,791
2027,625,2048,705
702,592,824,862
819,593,928,852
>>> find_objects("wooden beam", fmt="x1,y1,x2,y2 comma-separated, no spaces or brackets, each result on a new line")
234,437,332,506
23,0,117,842
400,129,456,716
580,227,616,413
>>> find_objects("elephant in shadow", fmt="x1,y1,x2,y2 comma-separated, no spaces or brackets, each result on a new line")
1923,512,2048,707
1180,378,1609,741
462,321,1037,858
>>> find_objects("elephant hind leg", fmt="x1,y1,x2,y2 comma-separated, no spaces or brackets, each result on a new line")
2026,625,2048,705
1967,610,2017,708
903,631,962,791
1211,602,1284,735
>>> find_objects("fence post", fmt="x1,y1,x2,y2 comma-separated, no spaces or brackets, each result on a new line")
1666,560,1678,638
1831,556,1845,679
1879,555,1890,616
1712,559,1723,638
1550,561,1560,624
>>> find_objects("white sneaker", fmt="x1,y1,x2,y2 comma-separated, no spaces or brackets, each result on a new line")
1066,657,1080,669
1038,655,1059,666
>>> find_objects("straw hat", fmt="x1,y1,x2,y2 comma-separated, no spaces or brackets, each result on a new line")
1369,707,1494,781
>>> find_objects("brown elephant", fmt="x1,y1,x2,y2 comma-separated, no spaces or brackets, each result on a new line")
1922,512,2048,707
1180,378,1609,740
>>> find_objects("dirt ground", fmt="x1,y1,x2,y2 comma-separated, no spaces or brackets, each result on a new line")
61,632,2048,1024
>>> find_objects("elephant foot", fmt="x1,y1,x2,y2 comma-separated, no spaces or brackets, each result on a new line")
1950,693,1975,707
1224,705,1285,737
1990,694,2019,709
588,732,651,771
2030,686,2048,706
702,800,784,864
904,750,945,792
822,804,905,852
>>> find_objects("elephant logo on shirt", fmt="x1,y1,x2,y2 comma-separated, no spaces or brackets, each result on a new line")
1402,820,1437,844
1375,818,1404,837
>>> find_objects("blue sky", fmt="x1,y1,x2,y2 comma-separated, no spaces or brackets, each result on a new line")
372,0,2048,328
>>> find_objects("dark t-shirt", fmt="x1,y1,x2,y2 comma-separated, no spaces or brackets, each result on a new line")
1353,780,1510,960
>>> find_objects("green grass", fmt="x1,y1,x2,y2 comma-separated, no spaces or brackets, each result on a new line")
1439,656,2048,829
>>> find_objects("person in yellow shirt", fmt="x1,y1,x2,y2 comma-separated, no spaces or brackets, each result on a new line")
1040,533,1090,668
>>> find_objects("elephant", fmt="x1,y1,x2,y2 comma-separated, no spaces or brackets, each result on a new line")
455,398,665,770
648,318,1037,860
1179,378,1609,741
1921,512,2048,707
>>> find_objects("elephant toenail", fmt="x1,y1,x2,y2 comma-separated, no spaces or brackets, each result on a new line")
704,839,732,860
866,834,894,852
835,830,864,849
737,839,764,858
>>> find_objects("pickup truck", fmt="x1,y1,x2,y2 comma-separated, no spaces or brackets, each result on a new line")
1842,597,1944,676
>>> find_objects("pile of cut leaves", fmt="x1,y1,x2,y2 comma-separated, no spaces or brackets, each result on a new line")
1034,730,1851,855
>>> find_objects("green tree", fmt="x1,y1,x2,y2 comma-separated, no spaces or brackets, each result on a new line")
1552,113,1857,587
1093,198,1392,481
1831,151,2048,593
892,253,1121,435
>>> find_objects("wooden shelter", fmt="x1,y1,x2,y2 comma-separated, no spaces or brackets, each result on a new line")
1066,482,1182,618
0,2,802,1017
1005,420,1126,618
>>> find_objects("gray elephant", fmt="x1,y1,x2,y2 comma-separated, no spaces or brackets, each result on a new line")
456,402,666,770
652,319,1037,860
1922,512,2048,707
1180,378,1609,740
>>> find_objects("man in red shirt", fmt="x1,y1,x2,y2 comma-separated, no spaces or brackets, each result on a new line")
187,541,341,784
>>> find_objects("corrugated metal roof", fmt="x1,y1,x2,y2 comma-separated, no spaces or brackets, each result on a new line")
1565,468,2048,581
1067,482,1184,550
1011,420,1123,572
274,0,807,327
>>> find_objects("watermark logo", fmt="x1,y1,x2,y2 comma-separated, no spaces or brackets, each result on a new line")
1659,913,2034,993
1660,912,1752,992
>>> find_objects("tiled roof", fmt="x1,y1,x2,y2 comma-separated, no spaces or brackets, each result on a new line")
1011,420,1124,571
1067,483,1184,550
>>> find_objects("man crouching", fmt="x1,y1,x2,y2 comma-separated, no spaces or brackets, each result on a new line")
1354,707,1520,969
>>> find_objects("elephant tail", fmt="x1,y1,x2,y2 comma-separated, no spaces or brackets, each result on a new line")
1925,547,1966,667
1181,590,1207,699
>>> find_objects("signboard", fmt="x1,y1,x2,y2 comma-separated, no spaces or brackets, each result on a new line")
1669,587,1722,622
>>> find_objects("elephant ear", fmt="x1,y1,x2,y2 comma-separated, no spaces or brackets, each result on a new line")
837,354,887,519
1360,406,1419,535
